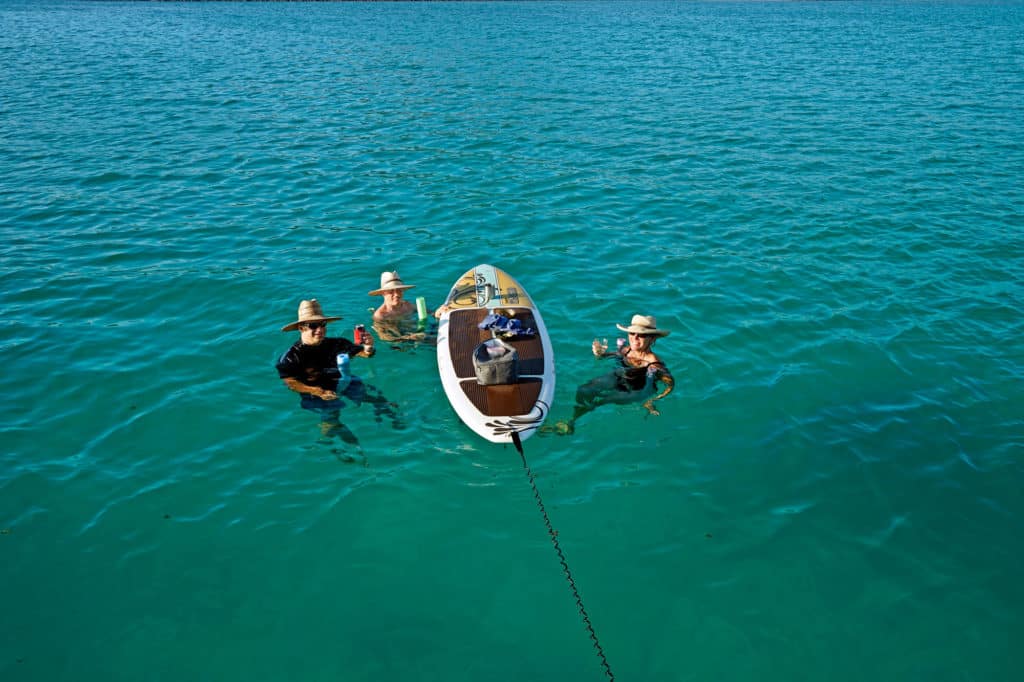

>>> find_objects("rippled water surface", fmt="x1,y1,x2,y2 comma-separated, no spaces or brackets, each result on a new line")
2,2,1022,680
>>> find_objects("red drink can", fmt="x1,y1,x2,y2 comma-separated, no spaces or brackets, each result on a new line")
353,324,366,345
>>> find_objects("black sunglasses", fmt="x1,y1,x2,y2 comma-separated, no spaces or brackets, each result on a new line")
301,322,326,331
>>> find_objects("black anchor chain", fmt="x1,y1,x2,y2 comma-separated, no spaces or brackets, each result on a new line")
512,431,615,681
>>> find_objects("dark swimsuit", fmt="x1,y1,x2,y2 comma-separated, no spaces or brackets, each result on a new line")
616,349,666,392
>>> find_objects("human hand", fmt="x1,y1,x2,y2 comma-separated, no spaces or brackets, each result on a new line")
362,344,376,357
592,338,608,357
320,389,338,401
643,400,660,416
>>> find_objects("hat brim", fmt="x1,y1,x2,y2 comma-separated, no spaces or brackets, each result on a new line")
368,284,415,296
281,315,342,332
616,324,670,337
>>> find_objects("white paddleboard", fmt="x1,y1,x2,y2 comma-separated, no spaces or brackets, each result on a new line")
436,264,555,443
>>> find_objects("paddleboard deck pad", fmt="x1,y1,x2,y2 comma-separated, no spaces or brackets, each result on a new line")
436,264,555,443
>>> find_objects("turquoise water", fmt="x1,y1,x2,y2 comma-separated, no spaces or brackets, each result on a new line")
2,1,1022,680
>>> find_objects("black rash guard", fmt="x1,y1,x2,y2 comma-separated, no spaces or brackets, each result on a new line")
276,337,362,392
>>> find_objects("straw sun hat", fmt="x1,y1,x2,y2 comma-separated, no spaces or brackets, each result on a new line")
281,299,342,332
616,314,670,337
368,271,416,296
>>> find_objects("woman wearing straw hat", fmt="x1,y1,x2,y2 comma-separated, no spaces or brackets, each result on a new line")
369,271,438,344
547,314,675,435
276,299,398,446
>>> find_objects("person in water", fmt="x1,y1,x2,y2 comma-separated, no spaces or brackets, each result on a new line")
369,271,436,343
548,314,674,435
276,299,399,448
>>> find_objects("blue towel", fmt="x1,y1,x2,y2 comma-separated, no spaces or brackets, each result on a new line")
478,313,506,329
478,314,536,338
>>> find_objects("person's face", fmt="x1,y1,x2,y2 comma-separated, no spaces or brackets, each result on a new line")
628,331,655,352
383,289,405,306
300,321,327,345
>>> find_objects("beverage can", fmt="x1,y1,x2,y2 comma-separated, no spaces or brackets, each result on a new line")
354,324,365,345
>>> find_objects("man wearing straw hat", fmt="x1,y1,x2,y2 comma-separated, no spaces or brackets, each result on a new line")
370,271,418,321
276,299,398,444
369,270,440,343
370,270,446,342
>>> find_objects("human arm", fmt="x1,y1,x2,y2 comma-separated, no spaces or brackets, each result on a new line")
643,365,674,416
282,377,337,401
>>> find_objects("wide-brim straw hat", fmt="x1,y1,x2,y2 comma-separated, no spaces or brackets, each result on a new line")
369,271,416,296
281,299,342,332
616,314,670,337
